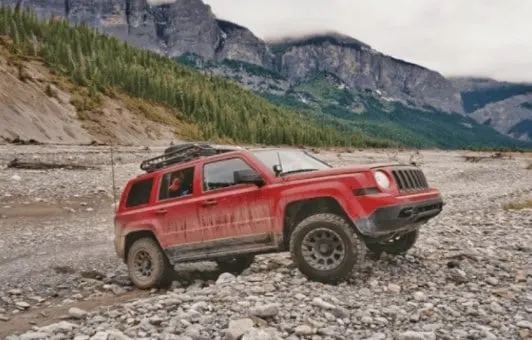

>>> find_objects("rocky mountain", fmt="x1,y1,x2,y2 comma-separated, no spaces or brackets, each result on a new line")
469,94,532,141
5,0,532,146
8,0,463,113
192,32,465,114
270,34,464,114
6,0,271,64
449,77,532,141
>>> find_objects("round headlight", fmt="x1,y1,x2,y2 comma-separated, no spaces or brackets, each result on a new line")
374,171,390,188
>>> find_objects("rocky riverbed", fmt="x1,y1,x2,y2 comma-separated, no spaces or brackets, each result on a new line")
0,145,531,339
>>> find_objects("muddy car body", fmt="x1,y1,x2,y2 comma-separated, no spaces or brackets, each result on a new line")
114,144,444,288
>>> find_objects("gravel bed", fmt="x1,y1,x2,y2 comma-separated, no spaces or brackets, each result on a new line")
0,145,531,339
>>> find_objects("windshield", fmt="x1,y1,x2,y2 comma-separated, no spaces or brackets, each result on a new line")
252,149,332,175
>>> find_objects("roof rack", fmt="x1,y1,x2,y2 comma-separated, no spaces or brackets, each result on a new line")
140,143,236,173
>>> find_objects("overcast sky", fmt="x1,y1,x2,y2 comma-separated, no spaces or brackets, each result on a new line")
195,0,532,82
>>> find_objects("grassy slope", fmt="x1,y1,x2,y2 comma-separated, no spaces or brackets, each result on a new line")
0,6,394,148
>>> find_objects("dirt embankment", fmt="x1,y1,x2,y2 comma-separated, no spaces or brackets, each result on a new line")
0,50,189,146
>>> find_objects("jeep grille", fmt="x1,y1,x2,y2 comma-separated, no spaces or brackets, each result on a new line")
391,168,428,192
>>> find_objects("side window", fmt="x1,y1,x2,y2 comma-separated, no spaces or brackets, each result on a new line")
125,178,154,208
203,158,254,191
159,167,195,201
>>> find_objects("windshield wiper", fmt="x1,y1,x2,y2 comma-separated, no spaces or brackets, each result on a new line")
280,168,318,176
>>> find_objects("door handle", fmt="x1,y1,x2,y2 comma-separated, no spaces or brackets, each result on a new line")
201,199,218,207
155,209,168,216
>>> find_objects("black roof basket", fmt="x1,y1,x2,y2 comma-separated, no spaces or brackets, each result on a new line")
140,143,235,173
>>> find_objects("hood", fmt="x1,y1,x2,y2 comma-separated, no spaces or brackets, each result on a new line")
282,162,404,181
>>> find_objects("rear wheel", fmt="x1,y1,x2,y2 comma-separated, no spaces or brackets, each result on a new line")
216,255,255,274
289,213,364,284
126,237,174,289
365,229,419,256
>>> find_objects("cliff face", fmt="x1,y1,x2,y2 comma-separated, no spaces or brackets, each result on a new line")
216,20,274,68
468,93,532,141
271,35,464,113
12,0,67,19
9,0,163,52
449,77,532,141
9,0,269,63
151,0,221,59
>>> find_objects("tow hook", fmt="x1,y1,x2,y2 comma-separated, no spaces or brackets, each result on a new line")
402,207,414,217
403,207,419,219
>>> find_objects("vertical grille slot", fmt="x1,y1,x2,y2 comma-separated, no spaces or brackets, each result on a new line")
400,171,412,189
391,168,429,192
410,171,421,187
392,171,403,190
405,171,416,188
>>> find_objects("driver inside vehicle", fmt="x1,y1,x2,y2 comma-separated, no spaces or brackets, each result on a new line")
168,169,193,198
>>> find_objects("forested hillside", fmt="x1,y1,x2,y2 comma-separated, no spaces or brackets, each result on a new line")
0,6,394,148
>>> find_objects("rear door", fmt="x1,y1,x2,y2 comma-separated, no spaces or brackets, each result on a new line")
153,165,201,248
197,156,274,247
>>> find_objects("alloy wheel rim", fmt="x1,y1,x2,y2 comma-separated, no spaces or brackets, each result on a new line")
301,228,346,271
133,250,153,279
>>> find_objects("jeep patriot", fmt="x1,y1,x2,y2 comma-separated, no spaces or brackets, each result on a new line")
114,143,444,289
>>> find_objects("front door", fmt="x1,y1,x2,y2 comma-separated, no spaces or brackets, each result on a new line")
197,157,274,252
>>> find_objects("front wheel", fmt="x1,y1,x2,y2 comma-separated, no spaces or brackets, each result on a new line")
216,255,255,274
365,229,419,256
126,237,175,289
289,213,364,284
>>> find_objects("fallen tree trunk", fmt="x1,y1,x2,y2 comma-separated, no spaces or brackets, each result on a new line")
7,158,100,170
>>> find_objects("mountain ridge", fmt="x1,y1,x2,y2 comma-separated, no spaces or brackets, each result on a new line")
448,77,532,140
6,0,464,113
3,0,532,145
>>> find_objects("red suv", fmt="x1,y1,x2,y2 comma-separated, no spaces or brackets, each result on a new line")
114,143,443,289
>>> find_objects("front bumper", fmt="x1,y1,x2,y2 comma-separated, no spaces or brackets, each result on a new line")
353,196,444,237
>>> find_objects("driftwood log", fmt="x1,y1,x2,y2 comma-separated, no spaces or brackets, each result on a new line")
463,152,513,163
7,158,100,170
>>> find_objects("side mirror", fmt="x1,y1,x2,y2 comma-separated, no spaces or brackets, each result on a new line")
234,169,265,187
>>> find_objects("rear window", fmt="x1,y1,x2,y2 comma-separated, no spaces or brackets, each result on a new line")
159,166,195,200
125,178,154,208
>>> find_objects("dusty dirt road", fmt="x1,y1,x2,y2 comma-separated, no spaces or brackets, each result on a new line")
0,145,531,339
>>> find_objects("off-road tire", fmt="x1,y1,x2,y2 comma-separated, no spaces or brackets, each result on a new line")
365,229,419,256
216,255,255,274
126,237,174,289
289,213,364,284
